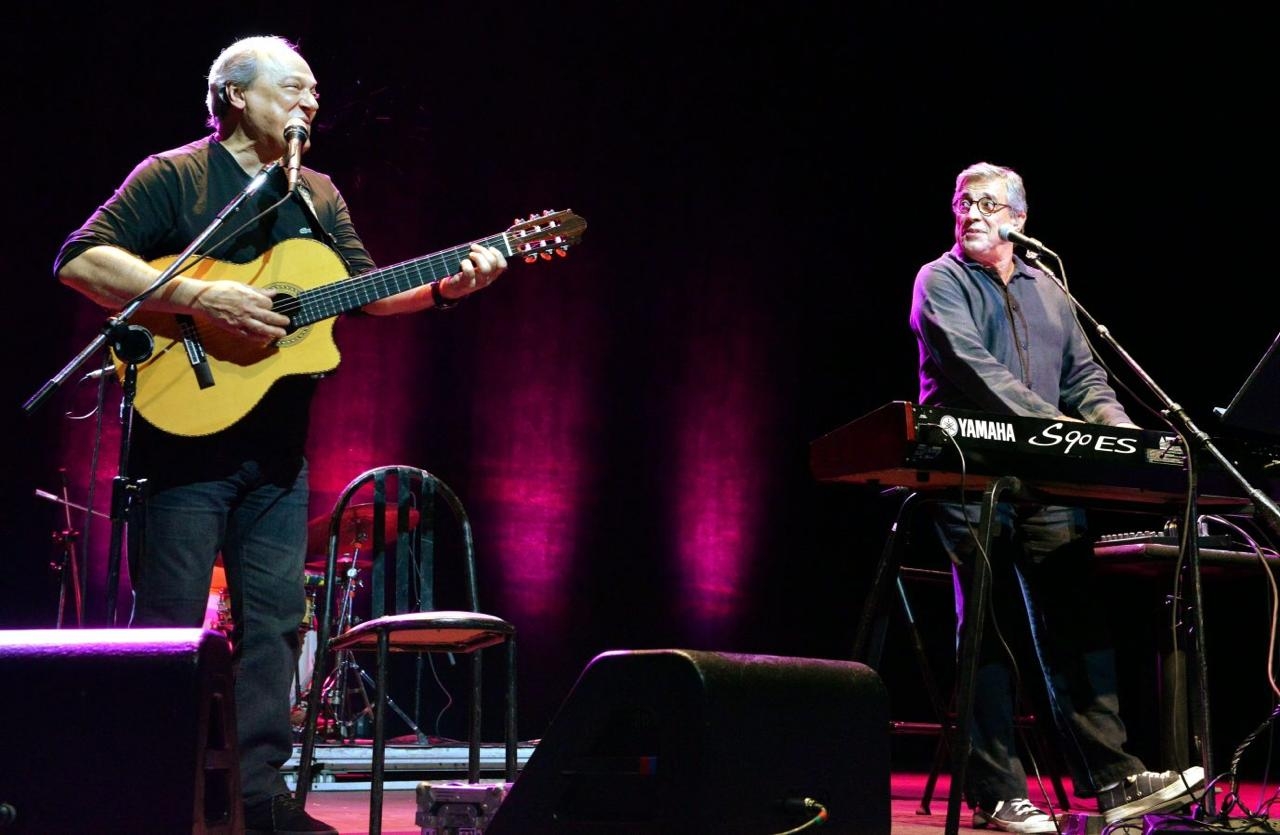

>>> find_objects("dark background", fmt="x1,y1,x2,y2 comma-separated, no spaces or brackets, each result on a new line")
4,2,1277,780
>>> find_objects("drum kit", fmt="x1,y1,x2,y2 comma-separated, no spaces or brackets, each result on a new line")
204,502,424,741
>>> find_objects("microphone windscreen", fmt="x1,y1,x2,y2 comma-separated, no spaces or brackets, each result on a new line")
284,116,309,141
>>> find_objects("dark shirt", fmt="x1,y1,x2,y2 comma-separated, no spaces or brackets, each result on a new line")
55,136,377,488
910,244,1131,426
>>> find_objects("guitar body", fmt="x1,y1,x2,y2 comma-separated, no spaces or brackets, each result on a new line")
123,238,347,437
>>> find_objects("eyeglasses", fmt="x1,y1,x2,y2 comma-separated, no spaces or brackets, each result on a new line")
952,196,1011,217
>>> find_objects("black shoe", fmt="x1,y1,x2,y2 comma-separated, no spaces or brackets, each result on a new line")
244,793,338,835
1098,766,1204,824
972,798,1058,834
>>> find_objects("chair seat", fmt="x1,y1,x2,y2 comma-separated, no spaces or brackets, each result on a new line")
331,610,515,653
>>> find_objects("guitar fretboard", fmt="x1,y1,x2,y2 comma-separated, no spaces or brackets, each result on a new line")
291,233,509,326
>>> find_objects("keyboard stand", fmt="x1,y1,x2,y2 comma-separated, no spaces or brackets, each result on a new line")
853,476,1056,835
944,475,1019,835
851,487,1071,818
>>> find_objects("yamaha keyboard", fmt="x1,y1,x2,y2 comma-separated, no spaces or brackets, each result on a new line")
810,401,1261,508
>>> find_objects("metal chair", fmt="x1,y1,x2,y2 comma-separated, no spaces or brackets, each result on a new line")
294,465,517,835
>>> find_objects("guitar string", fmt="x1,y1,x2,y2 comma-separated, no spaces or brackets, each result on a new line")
167,224,482,320
147,163,514,315
161,205,576,324
269,216,579,323
269,235,508,322
272,218,579,317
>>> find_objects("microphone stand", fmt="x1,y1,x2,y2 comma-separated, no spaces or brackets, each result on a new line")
1031,252,1280,817
22,160,283,625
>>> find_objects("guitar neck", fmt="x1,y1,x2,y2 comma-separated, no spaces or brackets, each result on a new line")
291,232,508,326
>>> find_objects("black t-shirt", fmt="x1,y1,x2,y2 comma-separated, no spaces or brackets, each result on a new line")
55,136,376,489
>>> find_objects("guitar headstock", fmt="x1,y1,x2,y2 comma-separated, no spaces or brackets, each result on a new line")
507,209,587,263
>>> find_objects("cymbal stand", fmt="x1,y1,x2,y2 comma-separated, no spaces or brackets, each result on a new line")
318,556,367,740
317,550,426,743
49,471,83,628
35,486,112,628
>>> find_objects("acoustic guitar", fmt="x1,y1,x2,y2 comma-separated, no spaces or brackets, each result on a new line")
119,209,586,436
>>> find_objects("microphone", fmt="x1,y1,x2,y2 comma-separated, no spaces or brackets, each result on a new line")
998,225,1058,259
283,117,309,192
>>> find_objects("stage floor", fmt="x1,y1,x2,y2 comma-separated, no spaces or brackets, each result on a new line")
294,771,1274,835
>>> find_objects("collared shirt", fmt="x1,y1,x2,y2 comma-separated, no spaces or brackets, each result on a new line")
909,244,1132,426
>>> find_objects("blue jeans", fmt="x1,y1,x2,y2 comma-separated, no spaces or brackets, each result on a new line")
930,500,1144,807
130,458,309,805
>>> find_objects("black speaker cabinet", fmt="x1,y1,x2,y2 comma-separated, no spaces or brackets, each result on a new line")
0,628,240,834
487,649,889,835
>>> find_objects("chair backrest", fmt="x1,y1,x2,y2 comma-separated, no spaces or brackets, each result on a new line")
317,465,479,624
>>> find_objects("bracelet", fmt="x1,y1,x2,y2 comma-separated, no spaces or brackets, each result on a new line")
430,280,458,310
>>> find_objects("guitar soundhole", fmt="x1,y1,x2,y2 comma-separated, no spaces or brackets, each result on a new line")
269,290,311,347
272,292,299,333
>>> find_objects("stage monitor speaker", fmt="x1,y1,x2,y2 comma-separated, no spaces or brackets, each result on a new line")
487,649,889,835
0,628,240,834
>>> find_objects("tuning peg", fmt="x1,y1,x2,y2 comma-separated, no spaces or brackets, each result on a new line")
555,247,568,257
523,254,538,264
539,251,552,261
513,216,525,224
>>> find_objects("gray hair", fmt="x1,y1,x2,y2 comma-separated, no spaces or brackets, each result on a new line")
205,35,301,130
955,161,1028,215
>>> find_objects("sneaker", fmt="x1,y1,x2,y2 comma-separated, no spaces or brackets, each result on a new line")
1098,766,1204,824
244,793,339,835
972,798,1058,834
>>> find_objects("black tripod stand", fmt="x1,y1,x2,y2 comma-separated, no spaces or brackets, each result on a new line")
309,551,427,743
